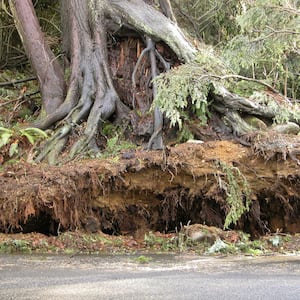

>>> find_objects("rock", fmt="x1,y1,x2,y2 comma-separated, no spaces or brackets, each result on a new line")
84,216,100,233
272,122,300,135
244,116,267,130
183,223,220,244
186,139,204,144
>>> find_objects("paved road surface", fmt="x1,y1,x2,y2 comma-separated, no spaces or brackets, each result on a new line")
0,254,299,299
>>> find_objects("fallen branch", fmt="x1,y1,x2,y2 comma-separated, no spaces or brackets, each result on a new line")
0,76,36,87
0,91,39,107
201,74,280,95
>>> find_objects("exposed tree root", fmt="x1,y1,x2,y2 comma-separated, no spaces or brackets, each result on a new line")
35,1,120,163
132,37,165,150
13,0,196,163
1,141,300,236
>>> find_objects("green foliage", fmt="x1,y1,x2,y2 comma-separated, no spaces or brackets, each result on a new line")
215,161,251,229
20,127,48,144
154,48,228,129
223,0,300,98
0,125,48,159
0,239,31,253
99,123,136,158
144,231,177,251
105,135,135,155
0,127,13,148
0,126,48,147
249,91,300,124
144,231,209,253
228,80,264,98
174,0,242,44
177,125,194,143
133,255,153,264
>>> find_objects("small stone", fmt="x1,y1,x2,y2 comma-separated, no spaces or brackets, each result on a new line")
272,122,300,135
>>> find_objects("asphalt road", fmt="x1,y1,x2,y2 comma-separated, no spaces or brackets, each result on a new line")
0,254,299,300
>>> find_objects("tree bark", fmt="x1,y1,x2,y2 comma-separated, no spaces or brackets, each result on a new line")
36,0,120,163
159,0,177,22
9,0,65,115
109,0,196,62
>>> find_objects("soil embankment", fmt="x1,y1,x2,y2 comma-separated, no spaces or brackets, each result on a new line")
1,140,300,237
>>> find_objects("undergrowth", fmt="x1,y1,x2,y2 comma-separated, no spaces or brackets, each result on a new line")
0,125,47,162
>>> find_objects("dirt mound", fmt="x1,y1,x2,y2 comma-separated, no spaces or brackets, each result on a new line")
1,140,300,237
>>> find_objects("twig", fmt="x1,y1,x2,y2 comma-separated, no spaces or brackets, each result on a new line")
265,5,300,16
0,76,37,87
0,91,39,107
201,74,280,94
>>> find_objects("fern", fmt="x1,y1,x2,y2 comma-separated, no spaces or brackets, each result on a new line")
0,127,14,148
0,126,48,160
20,127,48,145
9,142,18,157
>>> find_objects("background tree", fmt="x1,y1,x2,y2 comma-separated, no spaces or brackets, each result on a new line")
223,0,300,99
154,0,300,138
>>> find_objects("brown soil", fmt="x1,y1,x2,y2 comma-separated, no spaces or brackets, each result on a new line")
1,140,300,238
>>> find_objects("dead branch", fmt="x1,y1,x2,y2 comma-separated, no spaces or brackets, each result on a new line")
0,76,36,87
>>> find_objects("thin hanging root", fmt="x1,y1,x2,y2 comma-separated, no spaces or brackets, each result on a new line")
132,46,150,89
132,37,170,107
132,37,165,150
155,49,170,71
147,38,163,150
132,39,171,87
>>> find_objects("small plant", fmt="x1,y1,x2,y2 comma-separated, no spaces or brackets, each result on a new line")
0,239,31,253
134,255,153,264
99,123,136,158
0,125,48,160
102,135,135,158
144,231,177,251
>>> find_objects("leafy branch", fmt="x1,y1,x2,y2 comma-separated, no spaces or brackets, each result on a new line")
215,160,251,229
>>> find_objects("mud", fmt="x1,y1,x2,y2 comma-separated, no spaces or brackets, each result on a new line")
1,140,300,237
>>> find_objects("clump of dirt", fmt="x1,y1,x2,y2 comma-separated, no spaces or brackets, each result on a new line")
1,140,300,239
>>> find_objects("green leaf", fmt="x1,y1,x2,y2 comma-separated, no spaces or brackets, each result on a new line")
20,127,48,145
21,131,35,145
0,127,14,149
9,142,19,157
